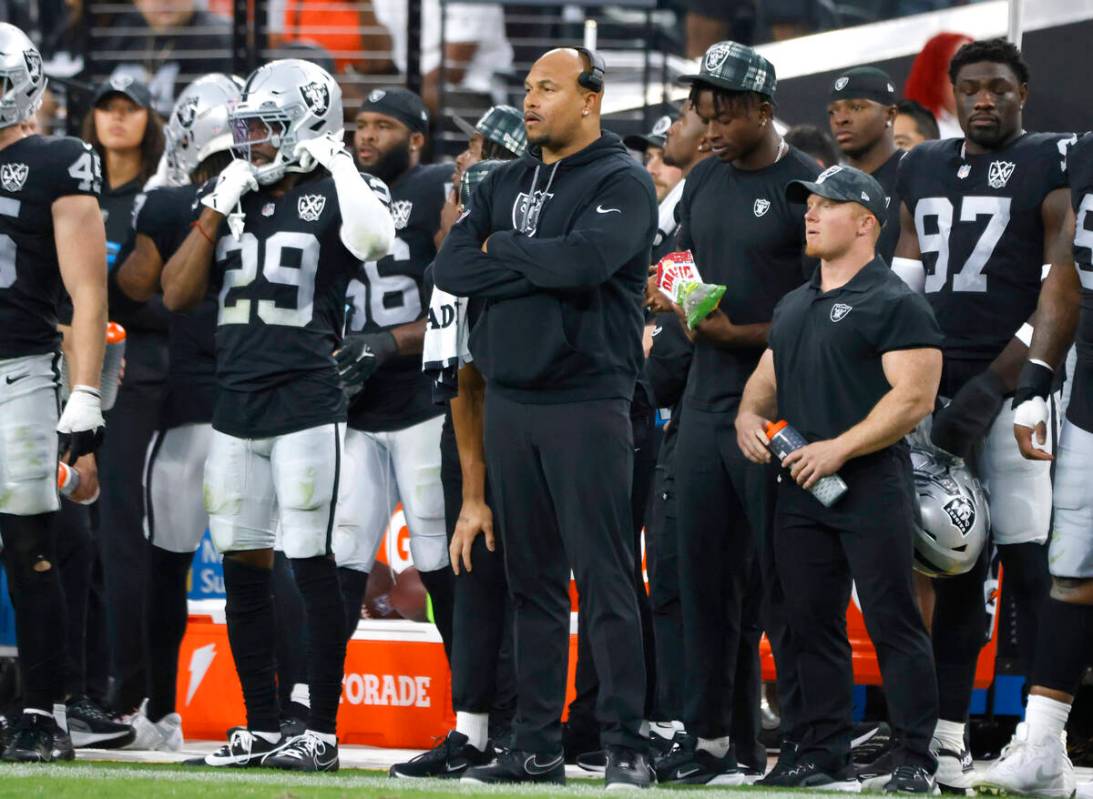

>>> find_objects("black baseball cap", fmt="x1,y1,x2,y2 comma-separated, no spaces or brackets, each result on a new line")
829,66,897,106
358,87,429,133
92,75,153,109
624,115,673,152
786,164,888,227
452,105,527,157
680,40,776,98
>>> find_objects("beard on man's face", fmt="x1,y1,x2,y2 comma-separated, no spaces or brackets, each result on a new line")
362,137,413,185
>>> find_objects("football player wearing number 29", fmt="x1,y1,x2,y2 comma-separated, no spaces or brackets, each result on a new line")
334,87,457,657
893,38,1076,791
0,23,108,763
161,59,394,772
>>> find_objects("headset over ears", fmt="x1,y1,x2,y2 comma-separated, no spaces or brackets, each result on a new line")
575,47,605,93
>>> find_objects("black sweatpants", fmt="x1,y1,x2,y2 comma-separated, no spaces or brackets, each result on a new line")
484,392,646,754
674,407,768,748
440,416,516,732
96,372,164,712
647,424,683,722
568,406,660,734
775,448,938,772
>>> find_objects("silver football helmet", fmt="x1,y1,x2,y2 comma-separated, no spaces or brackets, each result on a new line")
229,59,343,186
911,446,990,578
0,23,46,129
164,73,243,185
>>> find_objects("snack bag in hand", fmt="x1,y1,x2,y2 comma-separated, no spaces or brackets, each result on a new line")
656,250,725,329
656,251,703,302
678,281,726,329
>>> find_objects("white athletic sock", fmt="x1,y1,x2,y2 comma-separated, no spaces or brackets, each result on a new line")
456,711,489,752
252,730,282,744
53,703,68,733
649,721,677,740
23,708,52,719
696,735,731,759
640,720,651,738
933,719,965,753
290,683,311,708
1025,695,1071,745
308,730,337,746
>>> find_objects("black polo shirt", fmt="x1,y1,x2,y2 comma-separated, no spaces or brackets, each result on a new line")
769,257,942,445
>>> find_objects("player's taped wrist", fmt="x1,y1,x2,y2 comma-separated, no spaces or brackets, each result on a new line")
1011,359,1054,409
57,385,105,462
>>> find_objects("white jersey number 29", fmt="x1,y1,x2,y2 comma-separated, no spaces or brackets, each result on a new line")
216,231,320,327
915,196,1012,294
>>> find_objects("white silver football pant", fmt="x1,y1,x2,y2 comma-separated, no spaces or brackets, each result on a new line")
0,353,60,516
143,422,213,553
204,422,344,559
1049,419,1093,579
333,414,447,573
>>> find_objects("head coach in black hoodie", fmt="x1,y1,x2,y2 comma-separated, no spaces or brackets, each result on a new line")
434,48,658,789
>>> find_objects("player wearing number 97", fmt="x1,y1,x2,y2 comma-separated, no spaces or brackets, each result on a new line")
892,38,1076,790
0,22,108,763
333,87,455,654
161,58,394,772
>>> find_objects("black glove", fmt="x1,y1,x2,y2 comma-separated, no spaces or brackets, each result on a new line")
335,330,398,396
930,369,1006,460
1011,360,1054,409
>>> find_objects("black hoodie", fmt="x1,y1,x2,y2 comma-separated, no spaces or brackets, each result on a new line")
434,131,657,403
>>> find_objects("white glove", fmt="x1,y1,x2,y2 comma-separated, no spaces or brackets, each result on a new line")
1013,395,1049,431
57,385,105,462
201,159,258,216
294,132,351,172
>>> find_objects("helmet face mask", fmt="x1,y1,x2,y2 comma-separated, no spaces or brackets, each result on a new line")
230,59,344,186
0,23,46,129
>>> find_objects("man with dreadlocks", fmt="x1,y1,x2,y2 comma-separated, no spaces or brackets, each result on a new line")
653,40,819,785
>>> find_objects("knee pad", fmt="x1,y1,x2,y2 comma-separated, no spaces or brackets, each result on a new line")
0,422,58,516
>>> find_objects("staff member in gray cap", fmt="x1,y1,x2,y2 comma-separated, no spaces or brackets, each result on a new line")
827,66,903,262
625,115,681,202
434,46,656,790
736,165,942,792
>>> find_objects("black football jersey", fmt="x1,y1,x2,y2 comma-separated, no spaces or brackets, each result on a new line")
211,171,364,439
134,184,218,428
678,147,820,414
1065,132,1093,431
898,133,1073,384
0,135,101,359
347,162,451,432
871,149,905,265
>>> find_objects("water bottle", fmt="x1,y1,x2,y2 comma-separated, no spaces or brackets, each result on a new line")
57,461,80,497
765,420,849,507
100,322,126,411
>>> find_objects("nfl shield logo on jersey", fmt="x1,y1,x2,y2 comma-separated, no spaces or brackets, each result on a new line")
513,190,553,236
1,163,29,192
753,198,771,218
297,194,326,222
830,303,852,322
957,164,971,179
390,200,413,230
261,202,275,217
987,160,1016,189
299,82,330,116
944,496,975,535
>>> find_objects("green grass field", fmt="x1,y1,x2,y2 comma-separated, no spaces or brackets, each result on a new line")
0,762,825,799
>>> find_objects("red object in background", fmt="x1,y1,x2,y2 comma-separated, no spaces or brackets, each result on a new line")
904,32,974,120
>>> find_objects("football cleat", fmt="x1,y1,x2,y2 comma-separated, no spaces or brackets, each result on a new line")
931,736,977,791
389,730,493,779
605,746,653,791
759,758,862,791
67,695,135,749
972,723,1075,798
462,747,565,785
263,730,339,772
885,765,939,794
192,728,285,767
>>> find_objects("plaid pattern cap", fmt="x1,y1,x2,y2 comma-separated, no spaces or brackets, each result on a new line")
680,40,777,97
453,104,527,157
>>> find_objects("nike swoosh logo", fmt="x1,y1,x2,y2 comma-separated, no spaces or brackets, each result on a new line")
524,754,563,775
676,767,702,779
651,327,663,336
445,762,465,772
1035,765,1065,783
595,205,621,214
5,373,27,384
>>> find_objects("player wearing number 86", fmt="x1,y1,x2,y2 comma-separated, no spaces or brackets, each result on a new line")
160,58,394,772
892,38,1075,790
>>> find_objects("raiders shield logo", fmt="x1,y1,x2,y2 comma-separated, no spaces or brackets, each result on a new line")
299,82,330,116
834,76,849,91
390,200,413,230
704,42,734,74
943,496,975,536
297,194,326,222
23,50,42,86
175,95,199,129
753,198,771,218
1,163,29,192
512,190,554,236
988,160,1016,189
829,303,852,322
